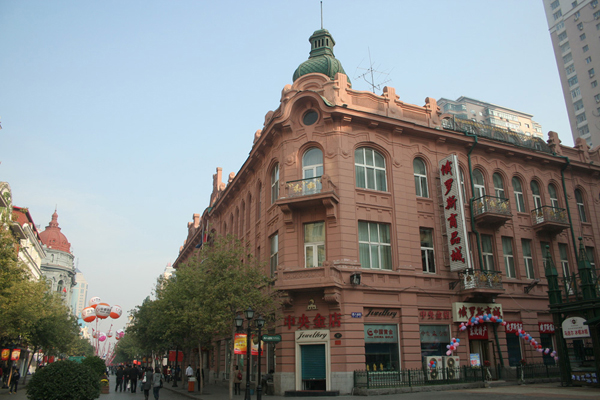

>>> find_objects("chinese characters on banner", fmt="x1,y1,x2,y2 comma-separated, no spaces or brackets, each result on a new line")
439,154,471,271
419,325,450,343
538,322,555,334
504,321,523,334
419,310,452,321
451,302,504,322
468,324,488,339
283,313,342,330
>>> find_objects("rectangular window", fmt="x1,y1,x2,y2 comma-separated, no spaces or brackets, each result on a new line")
586,56,592,64
583,45,589,53
502,237,515,278
558,31,568,41
358,221,392,270
561,42,571,53
304,222,325,268
559,243,571,280
563,52,573,64
522,239,535,279
595,10,600,19
481,235,494,271
551,0,560,9
506,334,522,367
579,125,590,135
577,112,587,123
566,64,576,75
578,22,583,30
593,0,599,8
586,247,596,269
568,75,578,87
571,87,581,98
554,10,563,20
557,21,565,30
540,241,550,270
420,325,450,358
270,233,278,277
596,94,600,103
574,99,584,110
420,228,435,273
592,81,598,88
580,33,586,41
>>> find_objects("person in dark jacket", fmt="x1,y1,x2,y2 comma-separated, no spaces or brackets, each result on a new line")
130,365,139,393
8,366,20,394
115,365,125,392
142,367,154,400
124,365,131,391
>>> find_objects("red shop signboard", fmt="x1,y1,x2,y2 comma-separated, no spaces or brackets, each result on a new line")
538,322,555,334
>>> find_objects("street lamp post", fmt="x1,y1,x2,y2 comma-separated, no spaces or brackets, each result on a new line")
235,307,255,400
255,316,265,400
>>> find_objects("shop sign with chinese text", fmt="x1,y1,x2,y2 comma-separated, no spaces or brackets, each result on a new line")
419,325,449,343
538,322,555,334
452,302,503,322
364,325,398,343
504,321,523,334
562,317,590,339
468,325,488,339
439,154,471,271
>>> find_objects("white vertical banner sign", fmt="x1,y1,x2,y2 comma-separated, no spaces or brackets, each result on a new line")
439,154,471,271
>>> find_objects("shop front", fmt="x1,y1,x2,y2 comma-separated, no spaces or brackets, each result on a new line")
294,330,330,391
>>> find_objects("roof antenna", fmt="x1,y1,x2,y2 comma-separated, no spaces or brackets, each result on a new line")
320,1,323,29
354,47,393,94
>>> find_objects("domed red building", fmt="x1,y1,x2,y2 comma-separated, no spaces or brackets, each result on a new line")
39,211,76,307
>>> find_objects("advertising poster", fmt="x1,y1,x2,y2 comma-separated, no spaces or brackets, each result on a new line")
470,353,481,367
10,349,21,361
234,333,247,355
1,349,9,361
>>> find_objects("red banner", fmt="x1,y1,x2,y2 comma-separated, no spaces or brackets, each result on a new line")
11,349,21,361
504,321,523,334
468,324,489,339
1,349,9,361
539,322,555,334
168,351,183,362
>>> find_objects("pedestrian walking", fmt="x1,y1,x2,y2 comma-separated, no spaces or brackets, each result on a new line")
152,367,163,400
8,366,20,394
124,364,131,391
115,365,125,392
142,367,153,400
130,364,139,393
233,365,242,395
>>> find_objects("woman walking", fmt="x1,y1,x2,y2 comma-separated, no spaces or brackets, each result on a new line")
142,367,154,400
152,366,164,400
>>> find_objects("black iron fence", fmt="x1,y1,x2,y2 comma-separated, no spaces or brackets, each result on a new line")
354,363,560,389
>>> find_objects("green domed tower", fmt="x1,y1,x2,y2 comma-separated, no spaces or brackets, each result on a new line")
293,29,351,85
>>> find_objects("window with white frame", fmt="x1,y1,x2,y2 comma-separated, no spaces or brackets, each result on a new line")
413,158,428,198
270,233,278,277
473,169,486,199
493,173,505,198
460,168,467,203
575,189,587,222
304,222,325,268
355,147,387,191
522,239,535,279
481,235,494,271
512,177,525,212
502,237,516,278
303,148,323,195
271,164,279,204
548,184,559,208
358,221,392,270
559,243,571,280
420,228,436,273
531,181,543,210
540,241,551,270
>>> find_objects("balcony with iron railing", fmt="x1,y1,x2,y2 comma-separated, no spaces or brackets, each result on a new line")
530,206,569,234
276,175,339,225
472,195,512,226
456,269,505,299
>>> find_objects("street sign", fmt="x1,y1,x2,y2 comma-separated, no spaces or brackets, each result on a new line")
262,334,282,343
351,312,362,318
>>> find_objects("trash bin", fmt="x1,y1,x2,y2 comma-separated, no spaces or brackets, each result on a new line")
188,377,196,392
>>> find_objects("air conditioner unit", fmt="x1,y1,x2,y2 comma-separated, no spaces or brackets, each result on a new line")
424,356,444,381
443,356,460,380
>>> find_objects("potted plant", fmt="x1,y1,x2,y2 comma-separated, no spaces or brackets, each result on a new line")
100,375,109,394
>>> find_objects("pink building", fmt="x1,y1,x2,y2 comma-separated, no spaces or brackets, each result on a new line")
174,28,600,394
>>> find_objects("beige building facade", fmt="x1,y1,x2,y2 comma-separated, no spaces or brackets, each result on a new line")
543,0,600,148
175,29,600,394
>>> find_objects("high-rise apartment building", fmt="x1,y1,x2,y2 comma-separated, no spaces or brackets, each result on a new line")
71,269,88,318
543,0,600,147
437,97,543,138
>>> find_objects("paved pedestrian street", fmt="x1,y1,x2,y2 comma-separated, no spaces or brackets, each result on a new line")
1,382,599,400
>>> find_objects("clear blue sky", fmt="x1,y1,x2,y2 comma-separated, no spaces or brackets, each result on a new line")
0,1,569,341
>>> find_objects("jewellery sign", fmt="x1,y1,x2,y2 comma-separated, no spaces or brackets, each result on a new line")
562,317,590,339
439,154,471,271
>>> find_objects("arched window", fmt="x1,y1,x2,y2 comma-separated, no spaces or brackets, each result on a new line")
493,173,505,198
271,164,279,204
247,193,252,228
473,170,485,199
413,158,428,198
460,168,467,202
530,181,542,210
57,280,64,293
240,201,246,236
548,184,559,209
257,182,262,219
303,148,323,195
575,189,587,222
512,177,525,212
355,147,387,191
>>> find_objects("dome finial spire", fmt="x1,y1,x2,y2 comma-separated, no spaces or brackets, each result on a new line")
320,1,323,29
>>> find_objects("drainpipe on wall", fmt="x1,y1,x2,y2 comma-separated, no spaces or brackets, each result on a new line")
556,155,579,266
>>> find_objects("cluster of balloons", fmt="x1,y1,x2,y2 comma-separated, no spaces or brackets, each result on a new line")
81,297,122,323
459,313,505,330
445,338,461,356
513,328,559,362
428,358,438,369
